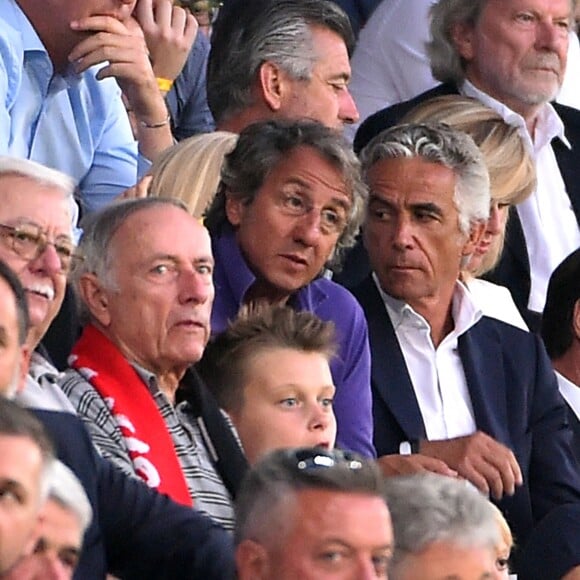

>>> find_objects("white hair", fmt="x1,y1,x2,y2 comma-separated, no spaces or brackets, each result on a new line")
0,157,80,237
45,460,93,534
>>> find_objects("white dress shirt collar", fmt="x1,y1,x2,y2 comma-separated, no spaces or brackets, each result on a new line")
556,371,580,420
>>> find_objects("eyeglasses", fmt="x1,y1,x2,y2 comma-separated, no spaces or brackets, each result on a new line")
287,447,364,471
0,223,83,273
275,192,349,235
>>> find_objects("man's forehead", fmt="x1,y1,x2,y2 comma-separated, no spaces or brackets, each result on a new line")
115,205,211,253
483,0,573,15
266,146,352,199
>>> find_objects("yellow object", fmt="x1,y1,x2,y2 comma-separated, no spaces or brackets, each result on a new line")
156,77,174,92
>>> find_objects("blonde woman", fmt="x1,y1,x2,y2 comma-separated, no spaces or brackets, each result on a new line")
147,131,238,218
403,95,537,330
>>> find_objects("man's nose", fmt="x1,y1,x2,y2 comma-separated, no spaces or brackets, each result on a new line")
294,210,324,246
31,243,63,275
178,268,214,303
339,88,360,125
391,216,414,250
535,19,568,53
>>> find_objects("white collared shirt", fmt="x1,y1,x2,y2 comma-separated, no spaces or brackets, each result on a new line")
374,274,483,440
556,371,580,420
462,81,580,313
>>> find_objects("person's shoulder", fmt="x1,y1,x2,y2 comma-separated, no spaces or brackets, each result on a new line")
554,102,580,132
354,83,459,152
310,277,367,325
472,315,538,352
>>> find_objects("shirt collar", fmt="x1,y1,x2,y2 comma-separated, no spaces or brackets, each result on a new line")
557,371,580,419
131,362,160,397
461,79,570,152
29,351,61,383
373,273,482,336
213,225,329,310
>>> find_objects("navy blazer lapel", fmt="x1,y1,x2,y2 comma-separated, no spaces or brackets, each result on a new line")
353,277,427,440
458,321,512,448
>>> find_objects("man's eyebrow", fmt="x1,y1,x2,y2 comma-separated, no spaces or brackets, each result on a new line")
410,201,444,216
194,255,214,266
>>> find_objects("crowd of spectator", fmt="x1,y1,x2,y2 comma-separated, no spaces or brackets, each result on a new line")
0,0,579,578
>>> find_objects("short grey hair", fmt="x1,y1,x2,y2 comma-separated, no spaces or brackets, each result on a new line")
384,474,500,573
207,0,354,124
235,448,385,547
205,118,367,271
360,122,490,235
0,156,78,235
46,460,93,534
71,197,188,323
428,0,577,85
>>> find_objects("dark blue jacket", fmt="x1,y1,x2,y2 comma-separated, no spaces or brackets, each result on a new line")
352,275,580,557
33,409,235,580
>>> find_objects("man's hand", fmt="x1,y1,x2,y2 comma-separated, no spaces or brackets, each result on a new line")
420,431,523,499
119,174,153,200
135,0,198,83
69,16,168,125
377,453,458,478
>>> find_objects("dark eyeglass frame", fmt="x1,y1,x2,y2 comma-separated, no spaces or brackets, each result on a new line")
0,223,83,273
286,447,364,471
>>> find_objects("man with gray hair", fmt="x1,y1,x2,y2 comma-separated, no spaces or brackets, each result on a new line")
59,197,247,528
384,473,500,579
205,118,375,458
353,0,580,330
351,122,580,566
3,460,92,579
235,447,393,579
208,0,359,132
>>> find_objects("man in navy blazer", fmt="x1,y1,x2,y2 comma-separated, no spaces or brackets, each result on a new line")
352,123,580,568
347,0,580,330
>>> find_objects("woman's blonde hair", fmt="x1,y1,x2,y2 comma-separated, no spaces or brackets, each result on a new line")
402,95,537,276
147,131,238,218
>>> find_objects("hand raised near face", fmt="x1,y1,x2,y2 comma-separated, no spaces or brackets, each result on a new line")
68,15,168,126
420,431,523,500
134,0,198,84
377,453,458,478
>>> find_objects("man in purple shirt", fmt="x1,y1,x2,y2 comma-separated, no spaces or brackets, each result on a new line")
204,118,375,458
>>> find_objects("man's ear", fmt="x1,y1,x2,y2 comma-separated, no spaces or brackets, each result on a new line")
258,61,286,111
78,274,112,327
225,193,246,227
235,539,270,580
16,344,31,394
451,21,476,61
462,220,486,257
573,299,580,340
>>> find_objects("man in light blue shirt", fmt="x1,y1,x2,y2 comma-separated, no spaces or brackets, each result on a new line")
0,0,174,214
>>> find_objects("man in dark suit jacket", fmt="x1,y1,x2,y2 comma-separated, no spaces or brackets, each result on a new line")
542,248,580,459
352,123,580,567
345,0,580,329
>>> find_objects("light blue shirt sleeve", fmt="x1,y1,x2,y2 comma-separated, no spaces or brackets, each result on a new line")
0,0,141,214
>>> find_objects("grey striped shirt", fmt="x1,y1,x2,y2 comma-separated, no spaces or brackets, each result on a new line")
59,365,235,531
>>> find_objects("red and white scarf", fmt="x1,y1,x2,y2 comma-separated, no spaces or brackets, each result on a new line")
69,324,192,506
